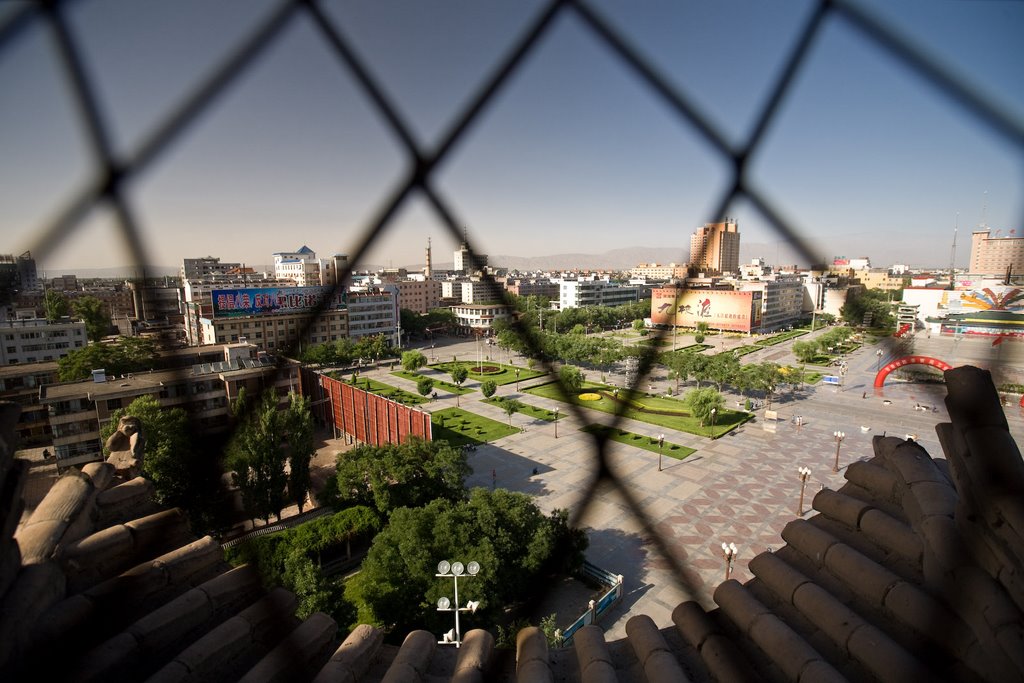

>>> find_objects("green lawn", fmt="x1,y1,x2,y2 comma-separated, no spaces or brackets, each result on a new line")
755,329,809,346
524,381,749,439
391,369,474,395
580,424,695,460
431,408,520,447
720,345,761,357
481,397,563,422
429,361,547,386
347,377,428,405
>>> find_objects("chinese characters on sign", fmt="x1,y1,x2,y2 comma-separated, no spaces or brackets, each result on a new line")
211,286,346,318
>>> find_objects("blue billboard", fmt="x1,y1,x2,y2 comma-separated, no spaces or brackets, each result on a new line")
211,286,345,318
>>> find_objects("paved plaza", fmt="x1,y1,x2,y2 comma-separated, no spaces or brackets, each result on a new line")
332,332,1024,641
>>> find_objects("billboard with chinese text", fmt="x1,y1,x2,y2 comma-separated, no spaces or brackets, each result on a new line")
650,288,761,332
211,286,345,318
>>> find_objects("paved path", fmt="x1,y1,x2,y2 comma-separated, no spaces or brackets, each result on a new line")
347,334,1024,640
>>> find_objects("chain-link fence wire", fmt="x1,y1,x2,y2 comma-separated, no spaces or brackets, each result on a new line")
3,0,1023,656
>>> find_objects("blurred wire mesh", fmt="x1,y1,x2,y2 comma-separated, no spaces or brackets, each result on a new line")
2,0,1022,632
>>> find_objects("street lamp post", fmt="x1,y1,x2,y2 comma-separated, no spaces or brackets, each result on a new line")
797,466,811,516
721,542,738,581
710,408,717,438
515,368,521,392
658,433,665,471
435,560,480,648
833,431,846,473
875,349,882,374
554,407,559,438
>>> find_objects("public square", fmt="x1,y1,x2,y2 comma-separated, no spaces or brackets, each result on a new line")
332,329,1024,640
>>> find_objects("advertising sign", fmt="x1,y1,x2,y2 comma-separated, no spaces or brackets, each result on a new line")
650,288,760,332
211,286,346,318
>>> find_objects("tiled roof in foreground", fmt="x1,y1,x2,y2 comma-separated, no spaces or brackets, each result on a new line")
0,365,1020,681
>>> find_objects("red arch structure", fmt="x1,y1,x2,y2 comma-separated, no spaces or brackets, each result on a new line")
874,355,953,387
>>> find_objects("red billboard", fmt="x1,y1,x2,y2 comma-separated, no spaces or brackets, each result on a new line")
650,288,760,332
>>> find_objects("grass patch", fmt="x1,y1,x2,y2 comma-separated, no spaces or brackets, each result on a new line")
581,424,695,460
431,407,519,447
429,362,547,386
391,369,474,395
345,377,428,405
482,397,563,422
720,345,761,357
755,329,809,346
525,381,749,439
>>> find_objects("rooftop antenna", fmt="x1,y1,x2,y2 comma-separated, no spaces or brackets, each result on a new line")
948,213,958,290
980,190,988,228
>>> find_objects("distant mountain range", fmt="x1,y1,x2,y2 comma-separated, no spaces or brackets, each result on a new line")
42,242,819,280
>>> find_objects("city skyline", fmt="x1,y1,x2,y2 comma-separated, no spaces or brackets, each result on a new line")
2,1,1022,274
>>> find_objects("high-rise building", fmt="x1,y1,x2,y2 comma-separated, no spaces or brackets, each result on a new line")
969,229,1024,275
454,240,487,274
689,220,740,275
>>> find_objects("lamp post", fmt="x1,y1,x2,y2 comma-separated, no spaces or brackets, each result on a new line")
721,542,738,581
710,408,717,438
832,431,846,473
797,466,811,515
657,433,665,471
554,407,559,438
875,349,882,374
515,368,521,392
435,560,480,648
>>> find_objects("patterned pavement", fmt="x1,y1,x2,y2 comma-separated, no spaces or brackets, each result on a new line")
357,335,1024,641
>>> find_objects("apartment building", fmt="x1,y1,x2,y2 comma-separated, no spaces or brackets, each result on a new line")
558,278,640,309
689,220,740,275
391,279,442,314
0,360,58,446
39,343,300,466
347,289,399,346
1,317,87,365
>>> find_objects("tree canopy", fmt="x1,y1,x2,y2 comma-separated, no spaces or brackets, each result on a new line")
71,295,111,341
325,437,470,516
57,336,157,381
345,488,587,634
44,288,69,322
685,387,725,426
401,349,428,373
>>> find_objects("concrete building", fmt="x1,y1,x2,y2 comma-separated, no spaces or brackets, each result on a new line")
803,276,856,318
0,360,58,446
319,254,350,288
854,269,904,291
689,219,740,275
558,278,640,310
504,278,559,300
273,246,320,286
630,263,689,281
391,279,442,314
452,303,514,335
39,343,300,466
346,288,399,346
460,279,504,304
1,317,87,365
969,228,1024,275
454,241,488,274
182,274,283,346
736,276,804,332
180,256,242,283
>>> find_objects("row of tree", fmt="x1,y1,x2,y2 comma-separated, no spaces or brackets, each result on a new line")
296,333,395,367
791,327,856,363
58,335,158,381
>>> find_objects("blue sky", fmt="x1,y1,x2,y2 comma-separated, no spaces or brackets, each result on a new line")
1,0,1021,273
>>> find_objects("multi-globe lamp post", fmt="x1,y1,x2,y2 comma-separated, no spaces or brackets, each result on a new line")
833,431,846,473
721,542,738,581
797,466,811,516
435,560,480,648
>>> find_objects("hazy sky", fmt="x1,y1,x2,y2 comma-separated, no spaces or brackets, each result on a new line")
2,0,1022,274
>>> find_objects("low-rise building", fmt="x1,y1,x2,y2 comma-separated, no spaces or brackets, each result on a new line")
558,278,640,309
452,303,514,335
0,360,58,446
1,317,87,365
39,343,300,466
346,288,399,346
390,279,442,314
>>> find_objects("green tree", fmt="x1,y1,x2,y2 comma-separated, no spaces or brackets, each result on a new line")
285,393,315,513
792,340,818,363
70,295,110,342
402,349,428,373
227,391,288,523
708,352,740,392
694,332,705,344
329,438,470,516
57,335,157,381
662,351,691,392
345,488,587,634
559,365,584,395
450,364,469,406
416,376,435,398
632,319,645,332
400,308,427,340
501,397,522,427
685,387,725,427
480,380,497,399
99,395,220,532
43,288,69,322
755,362,782,409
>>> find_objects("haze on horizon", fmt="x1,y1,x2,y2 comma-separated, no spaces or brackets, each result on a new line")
2,0,1021,274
